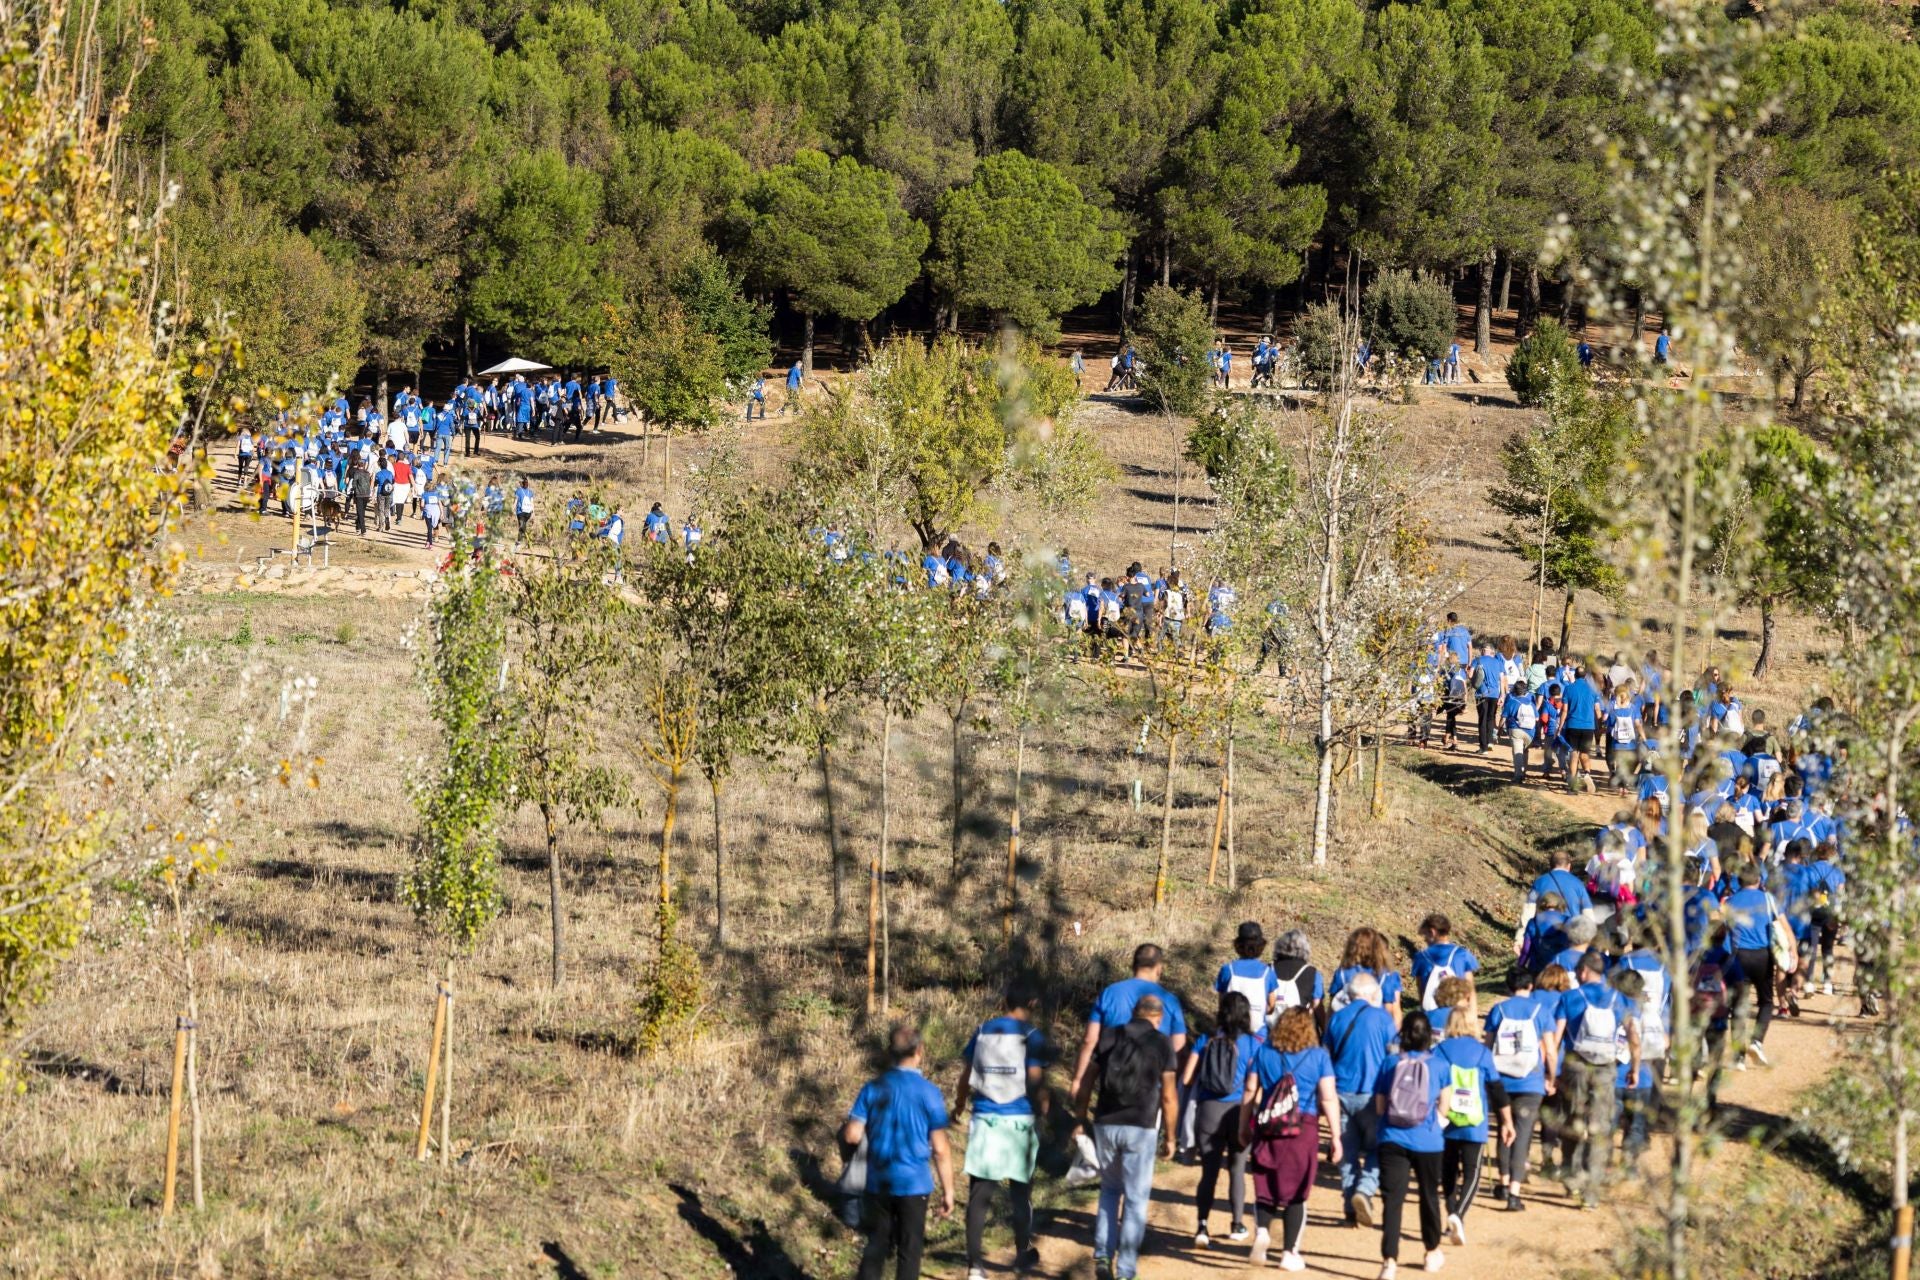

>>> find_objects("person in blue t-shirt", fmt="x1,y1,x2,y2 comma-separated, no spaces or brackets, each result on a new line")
1239,1006,1341,1273
1437,612,1473,668
1555,951,1642,1208
1215,921,1279,1037
952,980,1049,1278
1561,670,1602,793
1501,678,1538,781
1806,846,1846,995
1483,969,1558,1211
1326,970,1398,1225
1527,855,1595,921
1373,1011,1450,1273
1069,943,1188,1098
1328,924,1405,1028
843,1023,955,1279
1469,642,1509,754
1724,862,1780,1062
1654,329,1672,364
1432,995,1512,1248
643,502,670,544
1411,913,1481,1012
1181,991,1262,1249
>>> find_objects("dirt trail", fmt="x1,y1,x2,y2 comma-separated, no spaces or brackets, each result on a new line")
1022,744,1863,1280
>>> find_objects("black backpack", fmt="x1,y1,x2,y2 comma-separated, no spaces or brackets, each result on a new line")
1195,1034,1241,1097
1272,958,1319,1018
1097,1023,1161,1111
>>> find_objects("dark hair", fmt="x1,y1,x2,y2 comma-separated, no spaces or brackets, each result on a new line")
1786,838,1812,863
1005,977,1041,1011
887,1022,922,1064
1400,1011,1434,1053
1132,943,1165,972
1739,862,1762,887
1509,968,1536,993
1234,932,1265,960
1216,991,1254,1041
1420,913,1452,938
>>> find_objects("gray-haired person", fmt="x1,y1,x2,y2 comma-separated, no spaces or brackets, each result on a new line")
1270,928,1324,1034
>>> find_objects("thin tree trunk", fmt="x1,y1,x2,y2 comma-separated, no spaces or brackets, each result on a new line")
950,708,966,879
1753,597,1777,680
1263,287,1276,337
1207,764,1227,888
463,319,474,379
439,958,453,1169
1560,589,1576,656
377,371,390,421
1476,250,1495,356
865,845,880,1017
1154,732,1179,909
1497,253,1512,312
820,737,844,933
544,808,564,988
1121,245,1137,328
1225,729,1237,889
1530,491,1551,657
1629,287,1647,357
1005,724,1026,945
1161,231,1172,287
710,773,727,949
879,705,894,1013
658,774,681,933
1520,265,1541,338
1209,276,1220,325
802,312,815,375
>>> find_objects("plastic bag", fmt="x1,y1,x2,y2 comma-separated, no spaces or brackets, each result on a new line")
1064,1131,1101,1188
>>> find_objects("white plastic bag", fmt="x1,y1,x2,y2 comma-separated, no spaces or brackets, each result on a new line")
1064,1132,1102,1188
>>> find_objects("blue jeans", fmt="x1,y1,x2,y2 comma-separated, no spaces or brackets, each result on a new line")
1093,1123,1157,1278
1339,1091,1380,1202
433,436,450,464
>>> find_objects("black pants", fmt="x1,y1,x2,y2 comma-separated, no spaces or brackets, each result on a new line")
1377,1145,1443,1261
1475,694,1499,750
965,1177,1031,1271
1442,700,1464,742
517,512,531,541
1500,1093,1543,1188
351,494,368,534
1734,946,1775,1045
859,1193,928,1280
465,425,482,456
1193,1099,1247,1230
1441,1138,1485,1221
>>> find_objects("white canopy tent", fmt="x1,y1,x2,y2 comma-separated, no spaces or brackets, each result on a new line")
476,357,551,375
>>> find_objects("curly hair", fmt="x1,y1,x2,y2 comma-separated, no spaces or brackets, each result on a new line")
1432,975,1475,1014
1339,926,1392,973
1270,1006,1318,1054
1537,964,1575,994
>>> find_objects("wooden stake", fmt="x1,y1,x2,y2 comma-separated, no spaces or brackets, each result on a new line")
414,977,448,1162
439,959,454,1169
1226,732,1237,890
865,856,880,1016
1206,770,1228,887
161,1013,189,1216
185,992,204,1210
1893,1203,1913,1280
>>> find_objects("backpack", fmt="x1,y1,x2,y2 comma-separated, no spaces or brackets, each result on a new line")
1491,1013,1542,1079
1195,1035,1242,1098
1100,594,1121,625
350,471,371,499
1420,945,1465,1012
1571,997,1620,1066
1272,959,1317,1016
1444,1062,1485,1129
1096,1024,1161,1113
1692,963,1729,1023
1636,969,1671,1058
1065,594,1089,624
1252,1067,1303,1138
1384,1055,1433,1128
1722,700,1745,734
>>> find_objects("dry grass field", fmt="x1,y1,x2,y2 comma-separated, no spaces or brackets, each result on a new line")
1,376,1856,1278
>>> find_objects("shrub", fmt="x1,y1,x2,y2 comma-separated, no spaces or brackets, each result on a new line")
1361,269,1455,362
1292,300,1348,390
1131,284,1216,416
1506,318,1584,407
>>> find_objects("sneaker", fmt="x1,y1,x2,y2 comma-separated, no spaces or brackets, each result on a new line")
1194,1229,1211,1250
1823,981,1835,997
1378,1264,1398,1280
1353,1193,1377,1227
968,1270,990,1280
1425,1249,1447,1272
1015,1248,1041,1275
1250,1227,1271,1264
1735,1056,1749,1071
1279,1251,1307,1273
1749,1041,1770,1066
1505,1193,1525,1212
1446,1212,1466,1246
1096,1260,1114,1280
1227,1224,1251,1243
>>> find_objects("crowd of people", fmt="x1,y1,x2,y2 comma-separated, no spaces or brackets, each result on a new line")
840,626,1855,1280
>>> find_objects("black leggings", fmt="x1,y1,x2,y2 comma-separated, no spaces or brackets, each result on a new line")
965,1177,1031,1270
1500,1093,1544,1188
1734,946,1776,1045
1441,1139,1485,1221
1255,1202,1307,1254
1194,1099,1247,1230
1378,1145,1443,1261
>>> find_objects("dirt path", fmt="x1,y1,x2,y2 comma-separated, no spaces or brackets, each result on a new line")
1020,743,1863,1280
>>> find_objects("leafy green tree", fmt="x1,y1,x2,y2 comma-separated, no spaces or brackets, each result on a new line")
1739,184,1855,410
1131,283,1216,416
1714,424,1832,679
1361,268,1456,362
1292,299,1350,390
1506,317,1583,407
732,148,928,370
467,149,619,363
602,124,750,291
928,149,1123,340
606,299,728,438
670,247,773,388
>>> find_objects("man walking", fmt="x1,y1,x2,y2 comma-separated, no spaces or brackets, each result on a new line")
1554,951,1641,1209
953,979,1049,1280
843,1023,956,1280
1073,994,1178,1280
1327,970,1397,1226
1068,943,1187,1098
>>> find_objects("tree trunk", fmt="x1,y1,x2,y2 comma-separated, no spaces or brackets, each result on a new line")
1121,245,1137,328
544,808,564,988
658,772,681,934
1370,734,1387,820
1560,589,1576,656
1209,276,1220,325
802,312,815,375
377,371,390,422
439,957,454,1170
1558,275,1575,325
1225,729,1237,889
1791,354,1809,411
463,319,474,379
1752,596,1777,680
949,708,967,880
710,773,727,949
1519,265,1541,338
1161,231,1172,287
878,705,894,1014
1262,287,1276,337
1892,1041,1911,1280
1629,287,1646,357
819,739,844,934
1312,733,1336,867
1207,763,1227,888
865,847,880,1018
1497,253,1512,312
1476,251,1495,356
1005,725,1026,945
1154,732,1179,909
1530,491,1551,658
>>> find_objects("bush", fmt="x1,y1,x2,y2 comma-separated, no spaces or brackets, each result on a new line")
1506,318,1584,407
1131,284,1216,416
1361,269,1455,362
1292,300,1348,390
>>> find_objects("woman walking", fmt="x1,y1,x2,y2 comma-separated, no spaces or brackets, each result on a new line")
1242,1007,1341,1273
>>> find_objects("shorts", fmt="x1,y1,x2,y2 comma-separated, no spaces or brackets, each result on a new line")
963,1113,1037,1183
1566,728,1595,753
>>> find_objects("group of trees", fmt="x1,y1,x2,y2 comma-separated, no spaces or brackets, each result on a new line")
105,0,1920,400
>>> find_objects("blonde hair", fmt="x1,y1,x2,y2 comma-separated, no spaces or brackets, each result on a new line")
1537,965,1575,993
1271,1006,1319,1053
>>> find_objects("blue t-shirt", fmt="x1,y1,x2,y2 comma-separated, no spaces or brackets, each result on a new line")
1216,959,1279,1031
1531,869,1593,916
848,1067,949,1195
1374,1052,1446,1152
1410,943,1480,998
1557,982,1630,1061
962,1015,1050,1118
1434,1036,1500,1142
1442,625,1472,666
1190,1031,1262,1104
1562,679,1601,731
1252,1044,1334,1116
1470,654,1506,698
1485,993,1556,1094
1089,977,1186,1038
1725,886,1777,951
1330,966,1402,1011
1326,1002,1398,1095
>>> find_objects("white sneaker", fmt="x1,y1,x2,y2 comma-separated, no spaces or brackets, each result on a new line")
1194,1229,1211,1249
1823,981,1835,997
1250,1227,1271,1264
1378,1263,1398,1280
1227,1224,1252,1243
968,1270,989,1280
1447,1212,1466,1246
1750,1041,1770,1066
1279,1251,1307,1272
1736,1056,1749,1071
1425,1249,1448,1272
